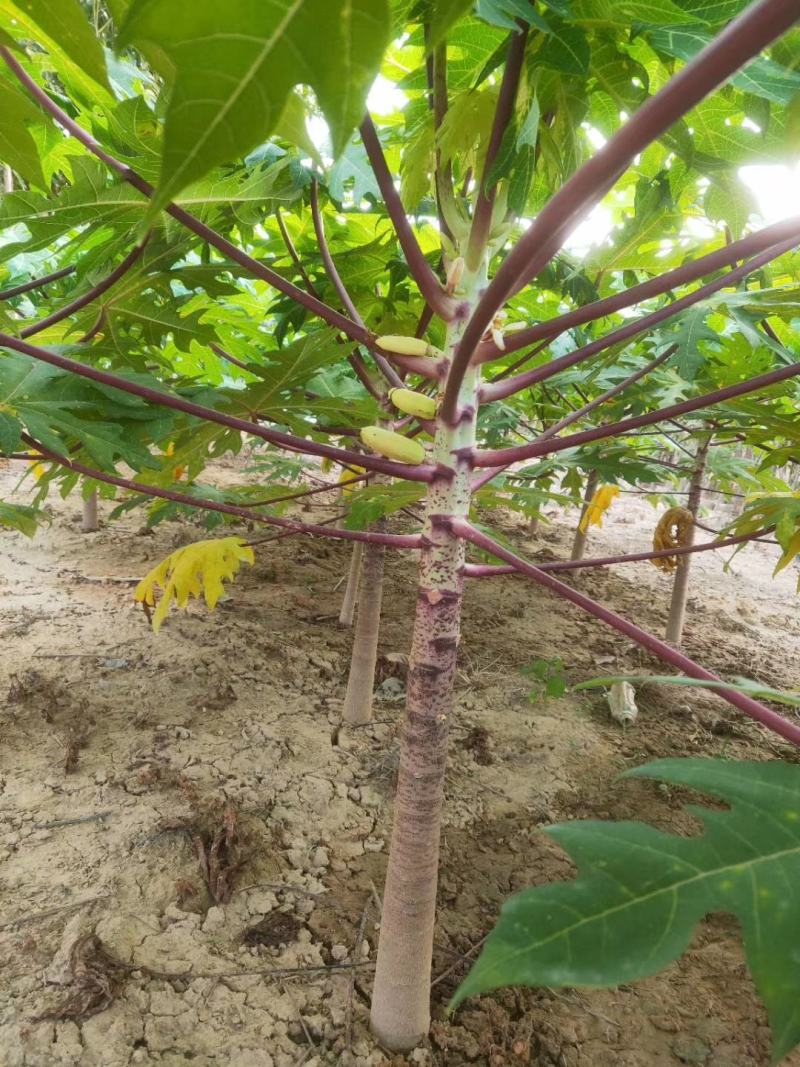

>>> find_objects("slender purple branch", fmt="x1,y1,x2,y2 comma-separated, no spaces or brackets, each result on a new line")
472,345,677,491
348,349,386,402
274,206,322,298
488,337,551,382
237,471,370,509
453,519,800,746
20,241,147,339
430,40,456,244
462,528,772,577
19,438,421,549
476,360,800,466
309,180,402,391
478,215,800,363
0,330,438,483
79,308,106,343
0,46,371,350
310,180,364,326
441,0,800,421
211,342,251,372
482,235,800,404
273,195,383,403
415,304,435,340
537,344,677,442
466,26,528,268
0,264,75,301
359,115,456,322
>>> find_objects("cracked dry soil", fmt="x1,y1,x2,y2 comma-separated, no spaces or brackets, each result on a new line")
1,460,799,1067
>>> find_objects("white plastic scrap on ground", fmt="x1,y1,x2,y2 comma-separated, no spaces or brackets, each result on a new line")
608,680,638,726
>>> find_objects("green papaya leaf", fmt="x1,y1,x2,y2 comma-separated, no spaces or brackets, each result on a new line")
0,350,172,470
0,406,21,453
476,0,551,33
647,27,800,105
0,76,46,189
117,0,390,214
0,499,42,536
660,305,721,380
453,758,800,1065
0,0,109,90
536,18,589,76
428,0,474,48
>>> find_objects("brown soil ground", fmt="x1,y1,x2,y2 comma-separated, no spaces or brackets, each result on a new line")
1,459,799,1067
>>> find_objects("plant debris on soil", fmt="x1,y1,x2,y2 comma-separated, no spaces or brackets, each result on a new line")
35,935,129,1023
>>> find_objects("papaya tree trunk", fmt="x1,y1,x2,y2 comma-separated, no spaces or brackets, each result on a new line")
338,541,364,627
570,469,599,561
527,513,540,536
666,432,712,647
342,534,385,725
81,489,99,533
2,165,12,193
370,266,483,1051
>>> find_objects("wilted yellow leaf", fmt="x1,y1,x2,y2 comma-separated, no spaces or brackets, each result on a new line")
774,528,800,583
579,485,620,534
134,536,254,633
338,465,365,496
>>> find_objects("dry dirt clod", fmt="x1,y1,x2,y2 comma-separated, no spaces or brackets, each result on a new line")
241,912,304,948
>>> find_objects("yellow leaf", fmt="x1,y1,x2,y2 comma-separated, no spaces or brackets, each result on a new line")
134,536,254,633
164,441,175,457
579,485,620,534
338,465,364,496
31,462,47,481
773,528,800,578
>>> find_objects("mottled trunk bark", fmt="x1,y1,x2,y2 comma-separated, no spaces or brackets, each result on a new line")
666,434,711,647
370,267,483,1051
570,469,599,561
81,490,99,533
338,541,363,627
342,536,385,725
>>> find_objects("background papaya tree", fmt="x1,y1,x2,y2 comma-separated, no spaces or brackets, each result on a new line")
1,0,800,1054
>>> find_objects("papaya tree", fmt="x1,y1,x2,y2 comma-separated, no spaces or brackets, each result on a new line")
1,0,800,1054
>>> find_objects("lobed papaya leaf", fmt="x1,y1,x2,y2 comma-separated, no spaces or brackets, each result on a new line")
453,758,800,1065
117,0,391,215
134,535,254,633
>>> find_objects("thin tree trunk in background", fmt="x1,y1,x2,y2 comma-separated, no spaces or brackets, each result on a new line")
527,513,540,536
342,534,385,724
2,165,12,193
666,433,712,647
338,541,363,627
81,489,99,532
570,469,599,561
